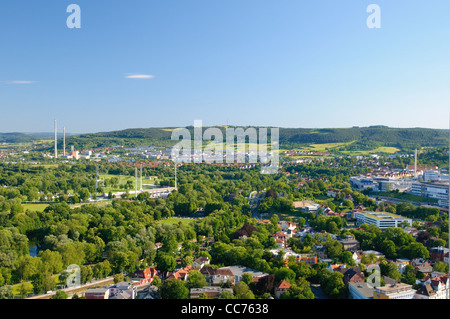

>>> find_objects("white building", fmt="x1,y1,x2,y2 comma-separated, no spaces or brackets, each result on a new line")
349,282,374,299
410,181,449,207
355,211,412,230
415,276,449,299
350,176,379,191
374,283,416,299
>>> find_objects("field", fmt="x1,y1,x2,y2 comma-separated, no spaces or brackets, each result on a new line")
22,203,49,212
340,146,400,156
280,141,401,156
280,141,356,153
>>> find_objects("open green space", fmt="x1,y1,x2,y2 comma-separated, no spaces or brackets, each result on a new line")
373,191,438,204
158,217,194,227
22,203,49,212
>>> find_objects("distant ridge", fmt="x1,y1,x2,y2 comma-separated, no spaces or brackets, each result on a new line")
52,126,449,152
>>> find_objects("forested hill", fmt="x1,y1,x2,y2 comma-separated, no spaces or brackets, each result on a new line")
25,126,449,152
279,126,449,150
0,132,75,144
0,132,48,144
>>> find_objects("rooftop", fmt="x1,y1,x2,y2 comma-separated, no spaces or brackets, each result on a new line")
348,282,374,299
356,211,410,221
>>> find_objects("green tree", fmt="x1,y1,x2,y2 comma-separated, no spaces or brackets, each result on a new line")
233,281,255,299
160,278,189,299
52,290,68,299
114,273,125,284
280,278,315,299
155,252,177,276
185,270,208,289
32,272,55,295
0,286,13,299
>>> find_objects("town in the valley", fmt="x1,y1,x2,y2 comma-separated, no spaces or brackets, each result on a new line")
0,126,448,300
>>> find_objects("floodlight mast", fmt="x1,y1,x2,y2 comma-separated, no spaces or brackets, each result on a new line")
174,158,177,190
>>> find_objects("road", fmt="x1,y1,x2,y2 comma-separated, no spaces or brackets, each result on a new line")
26,276,115,299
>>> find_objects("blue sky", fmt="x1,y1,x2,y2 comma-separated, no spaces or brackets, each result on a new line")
0,0,449,133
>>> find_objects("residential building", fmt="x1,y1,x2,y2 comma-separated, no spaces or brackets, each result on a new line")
395,259,410,275
200,267,235,286
167,265,196,281
430,246,449,263
270,249,318,266
415,275,449,299
327,188,341,198
132,267,159,285
279,221,297,232
352,251,363,265
219,265,268,284
339,267,364,287
193,256,210,269
274,280,291,299
354,211,412,230
338,235,360,252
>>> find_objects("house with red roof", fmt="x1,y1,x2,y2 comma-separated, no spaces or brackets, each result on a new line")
132,267,159,285
275,280,291,299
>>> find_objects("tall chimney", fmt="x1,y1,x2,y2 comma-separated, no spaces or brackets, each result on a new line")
54,119,57,158
414,149,417,178
63,127,66,157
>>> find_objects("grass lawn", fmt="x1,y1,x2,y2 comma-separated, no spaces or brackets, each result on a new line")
158,217,193,226
11,275,64,297
11,282,33,297
22,203,49,212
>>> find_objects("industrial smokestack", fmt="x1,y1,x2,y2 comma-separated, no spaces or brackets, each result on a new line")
414,149,417,178
54,119,57,158
63,127,66,157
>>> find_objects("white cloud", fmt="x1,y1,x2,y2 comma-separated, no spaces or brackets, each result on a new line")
125,74,154,79
8,80,36,84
